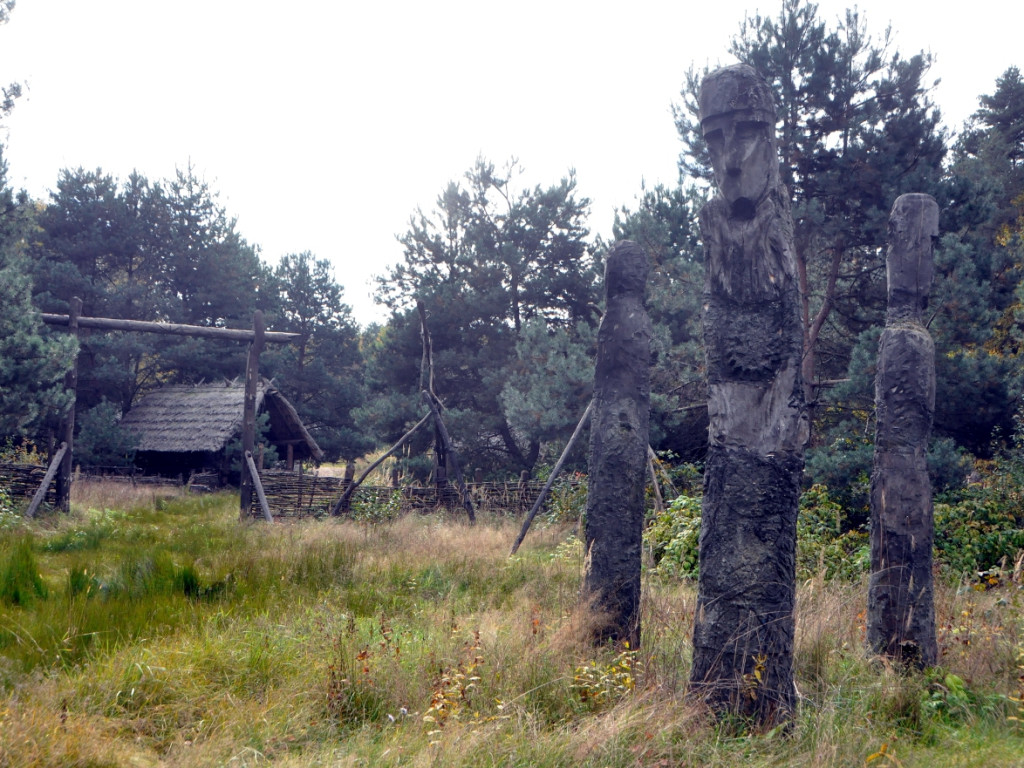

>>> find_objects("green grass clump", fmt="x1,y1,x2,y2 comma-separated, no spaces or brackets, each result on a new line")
0,535,48,607
1,480,1023,766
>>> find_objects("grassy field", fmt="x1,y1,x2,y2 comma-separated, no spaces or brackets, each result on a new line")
1,481,1022,767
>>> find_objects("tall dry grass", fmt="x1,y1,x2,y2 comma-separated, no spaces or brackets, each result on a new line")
1,482,1022,766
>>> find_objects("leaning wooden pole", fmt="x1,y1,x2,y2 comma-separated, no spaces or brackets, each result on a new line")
245,451,274,522
330,411,432,516
25,443,67,518
421,390,475,523
509,399,593,556
240,310,266,520
56,297,82,513
647,452,665,514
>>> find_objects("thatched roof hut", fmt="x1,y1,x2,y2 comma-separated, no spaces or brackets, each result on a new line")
121,379,322,479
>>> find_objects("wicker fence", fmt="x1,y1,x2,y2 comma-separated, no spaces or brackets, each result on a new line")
1,461,574,520
0,463,57,505
245,470,563,519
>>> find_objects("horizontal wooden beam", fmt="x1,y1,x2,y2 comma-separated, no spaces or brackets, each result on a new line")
40,313,299,343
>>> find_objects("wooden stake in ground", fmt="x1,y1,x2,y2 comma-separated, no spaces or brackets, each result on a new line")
509,399,592,556
582,240,651,648
867,193,939,668
688,64,808,725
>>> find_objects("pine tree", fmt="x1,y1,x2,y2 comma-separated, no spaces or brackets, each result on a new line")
0,149,77,436
370,158,599,473
675,0,946,408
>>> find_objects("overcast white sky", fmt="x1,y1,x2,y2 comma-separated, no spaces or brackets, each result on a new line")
0,1,1020,326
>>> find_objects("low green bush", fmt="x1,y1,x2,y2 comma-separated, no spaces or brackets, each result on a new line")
797,484,869,581
644,494,700,578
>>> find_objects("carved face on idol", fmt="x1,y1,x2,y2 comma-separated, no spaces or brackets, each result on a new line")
702,109,774,220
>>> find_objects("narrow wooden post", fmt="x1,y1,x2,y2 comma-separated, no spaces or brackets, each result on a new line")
245,451,274,522
25,443,67,518
240,310,265,519
56,297,82,513
509,399,593,556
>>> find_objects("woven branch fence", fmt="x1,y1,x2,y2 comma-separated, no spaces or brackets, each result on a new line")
2,462,579,520
244,470,569,519
0,463,58,505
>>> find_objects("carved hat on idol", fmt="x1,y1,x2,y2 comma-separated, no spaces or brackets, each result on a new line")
699,63,776,128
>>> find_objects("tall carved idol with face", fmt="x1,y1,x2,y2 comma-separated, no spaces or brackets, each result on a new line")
688,64,807,725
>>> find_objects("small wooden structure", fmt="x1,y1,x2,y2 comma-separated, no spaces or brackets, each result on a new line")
120,379,323,481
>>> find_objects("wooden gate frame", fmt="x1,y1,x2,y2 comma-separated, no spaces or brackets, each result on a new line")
40,300,298,519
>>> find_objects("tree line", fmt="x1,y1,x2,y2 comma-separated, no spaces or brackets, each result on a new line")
3,0,1024,508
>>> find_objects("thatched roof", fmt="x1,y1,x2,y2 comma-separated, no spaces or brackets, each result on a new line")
121,379,323,460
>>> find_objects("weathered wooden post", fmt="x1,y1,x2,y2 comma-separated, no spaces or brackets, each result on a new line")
582,240,651,648
56,297,82,513
867,193,939,667
239,310,265,519
688,64,808,725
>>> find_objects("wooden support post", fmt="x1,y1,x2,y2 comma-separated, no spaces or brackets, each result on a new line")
421,390,475,523
240,310,266,519
25,443,67,518
245,451,274,522
510,399,592,556
56,297,82,513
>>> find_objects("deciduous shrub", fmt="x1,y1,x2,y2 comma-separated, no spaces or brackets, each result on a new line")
644,494,701,578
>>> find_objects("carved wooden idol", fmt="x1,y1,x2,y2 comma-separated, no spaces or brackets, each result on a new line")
688,64,807,724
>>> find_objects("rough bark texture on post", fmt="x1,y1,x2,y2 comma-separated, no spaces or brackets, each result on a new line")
582,240,651,648
240,310,265,519
867,193,939,668
688,64,808,725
